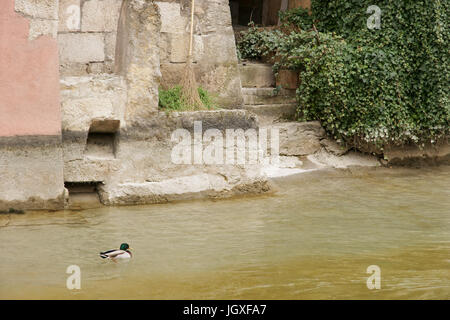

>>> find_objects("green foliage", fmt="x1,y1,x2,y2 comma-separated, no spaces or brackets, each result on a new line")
237,23,283,61
237,8,314,61
279,6,314,31
297,1,449,150
236,2,449,150
159,86,217,111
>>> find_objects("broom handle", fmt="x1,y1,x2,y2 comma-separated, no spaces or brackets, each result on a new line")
188,0,195,57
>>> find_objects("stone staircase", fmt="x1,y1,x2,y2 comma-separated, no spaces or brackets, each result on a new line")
239,61,340,175
239,62,298,126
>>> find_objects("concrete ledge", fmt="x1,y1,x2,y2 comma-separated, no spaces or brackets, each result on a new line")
384,142,450,166
273,121,326,156
0,139,65,211
239,62,275,88
98,174,271,206
243,88,297,105
244,105,297,126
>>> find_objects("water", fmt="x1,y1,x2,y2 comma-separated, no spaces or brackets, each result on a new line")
1,166,449,299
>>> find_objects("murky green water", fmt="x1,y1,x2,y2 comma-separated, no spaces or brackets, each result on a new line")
1,166,449,299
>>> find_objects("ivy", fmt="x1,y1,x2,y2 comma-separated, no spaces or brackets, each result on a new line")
237,23,284,61
301,0,450,151
237,1,449,151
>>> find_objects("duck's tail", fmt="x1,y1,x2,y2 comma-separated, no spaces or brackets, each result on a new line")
100,252,109,259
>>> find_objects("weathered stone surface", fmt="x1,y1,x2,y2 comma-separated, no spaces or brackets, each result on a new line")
64,158,120,182
240,62,276,88
29,18,58,40
201,29,237,65
87,62,106,74
383,142,450,166
15,0,58,20
242,87,296,105
99,173,270,205
157,0,243,109
244,104,297,126
115,0,162,122
58,0,81,32
308,149,379,169
81,0,122,32
321,138,350,156
83,109,269,205
60,75,127,182
58,33,105,63
155,1,188,34
62,97,115,131
0,139,65,211
104,32,117,61
199,64,244,108
198,0,232,33
273,121,326,156
0,1,64,211
59,62,88,76
60,75,127,133
168,33,203,63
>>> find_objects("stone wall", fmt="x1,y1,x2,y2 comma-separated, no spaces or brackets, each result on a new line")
58,0,122,75
156,0,243,108
60,0,269,207
0,0,64,211
57,0,243,108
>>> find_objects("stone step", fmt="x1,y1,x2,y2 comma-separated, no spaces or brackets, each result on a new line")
242,87,297,105
244,104,297,126
239,62,275,88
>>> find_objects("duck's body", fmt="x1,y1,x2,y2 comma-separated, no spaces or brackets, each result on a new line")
100,243,133,261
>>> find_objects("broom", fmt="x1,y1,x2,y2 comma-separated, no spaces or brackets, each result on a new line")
181,0,203,110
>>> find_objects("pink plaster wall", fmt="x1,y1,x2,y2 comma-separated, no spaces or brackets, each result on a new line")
0,0,61,137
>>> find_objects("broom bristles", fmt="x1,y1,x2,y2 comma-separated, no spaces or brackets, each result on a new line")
181,56,204,110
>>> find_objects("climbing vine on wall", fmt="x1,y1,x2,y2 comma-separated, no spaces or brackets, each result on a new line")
302,0,449,151
237,1,449,152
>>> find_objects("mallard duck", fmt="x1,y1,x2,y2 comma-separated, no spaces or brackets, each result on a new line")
100,243,133,261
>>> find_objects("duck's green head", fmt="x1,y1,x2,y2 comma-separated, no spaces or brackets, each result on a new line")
120,243,131,251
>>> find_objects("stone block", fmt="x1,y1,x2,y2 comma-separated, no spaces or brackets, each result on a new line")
384,142,450,166
60,62,89,76
273,121,326,156
199,0,232,34
168,33,203,63
81,0,122,32
0,139,65,211
242,88,296,105
62,97,115,132
244,104,297,126
155,1,188,34
201,30,237,65
87,62,106,74
115,0,162,120
239,63,275,88
104,32,117,61
58,33,105,63
29,18,58,40
15,0,58,20
321,138,350,156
